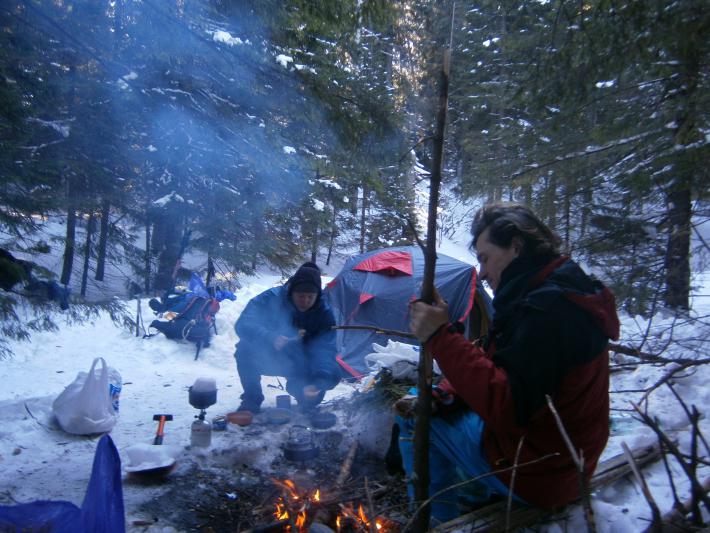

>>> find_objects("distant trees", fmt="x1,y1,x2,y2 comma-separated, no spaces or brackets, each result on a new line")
431,0,709,314
0,0,412,298
1,0,707,345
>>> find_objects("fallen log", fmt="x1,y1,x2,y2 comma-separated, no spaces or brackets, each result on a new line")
432,443,661,532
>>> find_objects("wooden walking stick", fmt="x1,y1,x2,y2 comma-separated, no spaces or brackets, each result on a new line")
410,5,455,532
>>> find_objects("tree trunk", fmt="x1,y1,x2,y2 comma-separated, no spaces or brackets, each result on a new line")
94,198,110,281
60,202,77,286
206,255,215,288
359,183,369,254
664,182,691,310
144,216,151,293
310,225,318,263
326,201,338,266
80,212,95,297
562,175,571,254
662,31,700,311
543,173,557,228
152,204,183,292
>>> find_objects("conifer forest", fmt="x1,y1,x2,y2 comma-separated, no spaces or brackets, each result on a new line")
1,0,709,342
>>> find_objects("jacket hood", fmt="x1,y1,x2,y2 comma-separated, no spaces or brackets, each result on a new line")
532,257,620,341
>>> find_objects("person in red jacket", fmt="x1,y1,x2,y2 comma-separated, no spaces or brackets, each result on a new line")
401,202,620,524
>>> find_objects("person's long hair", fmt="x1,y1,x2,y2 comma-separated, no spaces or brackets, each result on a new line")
470,202,561,257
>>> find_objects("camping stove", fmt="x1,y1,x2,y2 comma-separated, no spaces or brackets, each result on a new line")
283,425,319,462
188,377,217,448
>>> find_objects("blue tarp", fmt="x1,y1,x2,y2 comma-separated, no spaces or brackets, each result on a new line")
0,435,125,533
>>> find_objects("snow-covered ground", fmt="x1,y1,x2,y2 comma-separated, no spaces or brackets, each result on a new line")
1,204,709,532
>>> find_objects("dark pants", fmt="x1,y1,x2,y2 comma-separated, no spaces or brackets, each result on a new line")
235,343,325,408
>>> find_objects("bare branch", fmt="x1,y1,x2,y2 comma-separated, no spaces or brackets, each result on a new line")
631,402,710,513
545,395,596,533
505,436,525,533
622,441,662,528
332,324,416,339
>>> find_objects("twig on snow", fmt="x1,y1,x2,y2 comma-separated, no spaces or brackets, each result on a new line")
631,402,710,515
545,395,596,533
505,436,525,533
621,441,662,530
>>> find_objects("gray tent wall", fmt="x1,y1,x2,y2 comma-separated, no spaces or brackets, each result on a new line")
325,246,492,377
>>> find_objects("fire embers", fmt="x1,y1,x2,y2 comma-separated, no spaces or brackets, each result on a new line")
273,478,319,531
336,502,387,532
270,479,395,532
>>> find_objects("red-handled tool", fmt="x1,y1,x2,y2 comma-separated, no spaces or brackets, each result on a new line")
152,414,173,445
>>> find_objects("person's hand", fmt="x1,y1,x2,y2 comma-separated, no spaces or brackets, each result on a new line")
273,335,291,351
409,288,449,343
393,394,439,419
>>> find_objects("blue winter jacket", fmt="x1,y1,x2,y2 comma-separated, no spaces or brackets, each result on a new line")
234,283,340,389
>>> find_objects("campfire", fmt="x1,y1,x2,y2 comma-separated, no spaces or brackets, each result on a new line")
336,503,385,532
270,478,394,532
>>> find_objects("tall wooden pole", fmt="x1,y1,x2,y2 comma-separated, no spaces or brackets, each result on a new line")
411,16,453,532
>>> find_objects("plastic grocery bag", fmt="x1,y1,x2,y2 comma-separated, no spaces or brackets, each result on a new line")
0,435,125,533
52,357,118,435
364,340,442,380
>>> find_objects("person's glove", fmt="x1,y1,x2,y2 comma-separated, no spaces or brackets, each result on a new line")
393,386,454,419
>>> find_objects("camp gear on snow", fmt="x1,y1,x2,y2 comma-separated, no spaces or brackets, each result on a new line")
325,246,492,377
149,273,230,360
152,414,173,445
124,443,179,477
125,414,178,477
265,407,292,425
108,367,122,413
189,378,217,447
212,415,228,430
150,295,220,360
0,435,125,533
52,357,119,435
191,417,212,447
226,410,253,426
188,377,217,410
283,425,318,462
309,410,337,430
364,340,442,380
276,394,292,409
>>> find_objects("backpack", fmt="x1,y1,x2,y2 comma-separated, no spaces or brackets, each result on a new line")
150,295,220,360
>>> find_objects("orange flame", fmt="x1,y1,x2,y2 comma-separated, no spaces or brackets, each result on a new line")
272,479,392,532
335,502,391,532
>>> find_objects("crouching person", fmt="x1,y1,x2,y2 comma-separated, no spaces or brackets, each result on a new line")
400,203,620,524
234,262,340,413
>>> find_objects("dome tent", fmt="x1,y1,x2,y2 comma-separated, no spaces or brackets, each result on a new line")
325,246,492,378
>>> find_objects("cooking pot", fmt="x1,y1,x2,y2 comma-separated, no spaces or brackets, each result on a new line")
283,425,318,461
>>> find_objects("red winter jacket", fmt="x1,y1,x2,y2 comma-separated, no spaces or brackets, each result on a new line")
428,255,620,509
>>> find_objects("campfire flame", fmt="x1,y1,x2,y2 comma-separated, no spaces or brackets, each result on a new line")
336,503,385,532
271,479,390,532
271,479,319,531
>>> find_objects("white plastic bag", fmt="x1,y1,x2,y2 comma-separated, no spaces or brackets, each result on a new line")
364,340,442,380
52,357,118,435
